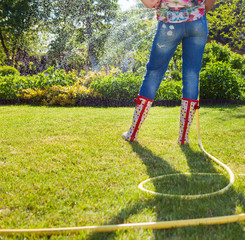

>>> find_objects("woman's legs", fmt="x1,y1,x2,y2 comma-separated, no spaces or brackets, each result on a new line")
123,16,208,143
123,21,183,141
178,16,208,144
182,15,208,100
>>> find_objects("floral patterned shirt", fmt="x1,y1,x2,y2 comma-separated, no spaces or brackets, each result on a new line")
157,0,205,23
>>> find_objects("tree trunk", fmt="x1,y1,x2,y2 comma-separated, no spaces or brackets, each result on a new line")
11,43,17,67
89,43,98,71
0,30,12,66
86,17,98,71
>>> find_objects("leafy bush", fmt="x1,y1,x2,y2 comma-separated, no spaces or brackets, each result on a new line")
155,81,182,100
0,66,77,99
170,70,181,81
18,83,97,106
0,66,20,76
90,71,182,101
38,66,77,88
81,68,119,88
90,72,142,101
202,42,230,68
1,43,244,103
201,42,244,100
18,88,45,103
230,54,245,75
200,61,242,100
202,42,245,70
0,75,29,99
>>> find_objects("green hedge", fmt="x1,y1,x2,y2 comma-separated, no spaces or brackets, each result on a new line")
0,66,20,76
200,61,242,100
0,75,30,99
0,43,244,105
0,66,77,100
89,72,182,101
202,42,245,75
90,72,142,101
17,84,97,106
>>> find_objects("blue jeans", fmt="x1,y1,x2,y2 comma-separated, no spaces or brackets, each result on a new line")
139,15,208,100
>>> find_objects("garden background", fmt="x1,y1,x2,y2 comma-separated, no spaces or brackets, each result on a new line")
0,0,244,105
0,1,245,239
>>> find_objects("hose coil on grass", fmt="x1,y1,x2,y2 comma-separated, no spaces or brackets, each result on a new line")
138,107,235,199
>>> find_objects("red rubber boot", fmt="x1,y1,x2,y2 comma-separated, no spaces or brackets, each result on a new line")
178,98,200,145
122,95,153,142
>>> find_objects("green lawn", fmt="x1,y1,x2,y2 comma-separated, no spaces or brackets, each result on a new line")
0,104,244,239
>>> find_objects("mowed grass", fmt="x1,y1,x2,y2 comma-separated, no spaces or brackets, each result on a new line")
0,104,244,240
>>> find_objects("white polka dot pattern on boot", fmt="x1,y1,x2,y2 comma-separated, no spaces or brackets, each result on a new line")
178,99,198,144
126,96,153,141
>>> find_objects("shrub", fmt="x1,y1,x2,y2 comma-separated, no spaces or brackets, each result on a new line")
201,42,244,100
230,54,245,75
81,70,106,88
155,81,182,100
238,79,245,100
0,66,77,100
0,75,30,99
200,61,241,100
90,72,142,101
17,88,45,103
40,66,77,88
81,68,120,88
202,42,245,70
210,42,231,63
90,71,182,101
0,66,20,76
18,83,97,106
202,42,230,68
42,84,91,106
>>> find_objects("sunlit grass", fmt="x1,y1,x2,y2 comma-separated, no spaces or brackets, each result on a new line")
0,104,244,239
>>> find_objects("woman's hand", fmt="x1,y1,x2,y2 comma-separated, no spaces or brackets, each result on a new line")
141,0,161,9
205,0,216,13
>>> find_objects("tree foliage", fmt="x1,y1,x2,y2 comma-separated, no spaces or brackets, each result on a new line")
0,0,49,66
207,0,245,50
0,0,244,77
47,0,119,71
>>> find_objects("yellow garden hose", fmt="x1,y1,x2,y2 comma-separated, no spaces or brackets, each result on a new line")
138,107,235,199
1,214,245,236
196,107,236,193
0,107,244,236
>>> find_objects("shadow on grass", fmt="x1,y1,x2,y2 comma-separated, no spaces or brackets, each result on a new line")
87,142,245,239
